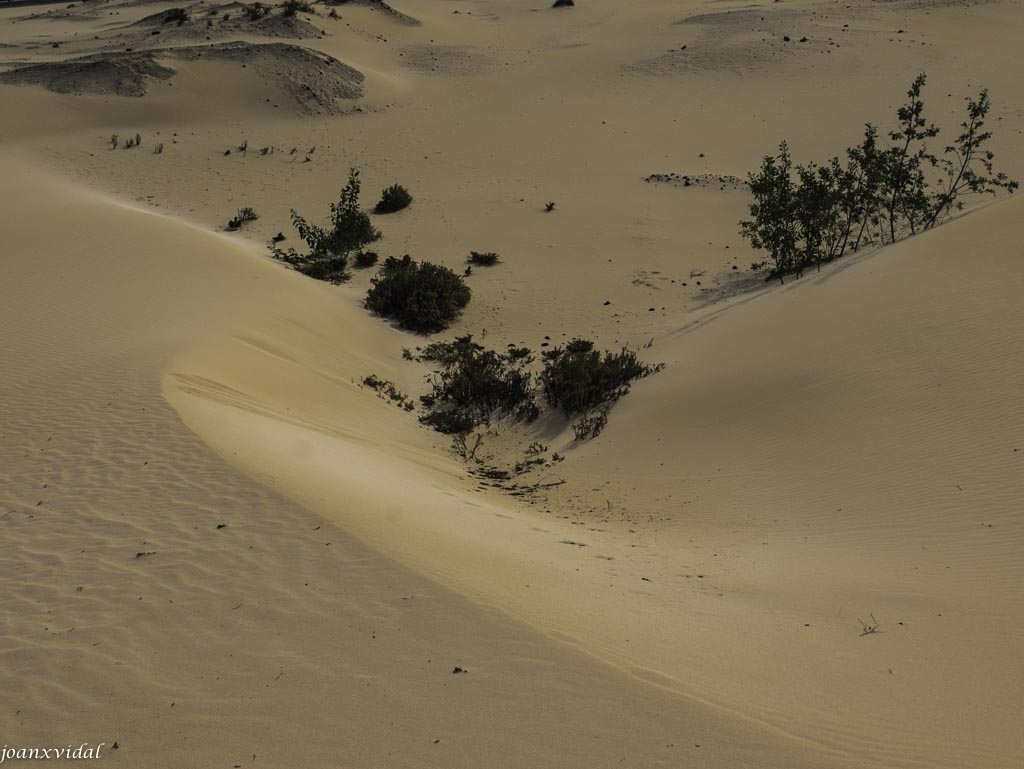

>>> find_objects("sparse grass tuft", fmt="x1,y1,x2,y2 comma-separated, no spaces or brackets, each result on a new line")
468,251,500,266
228,206,259,229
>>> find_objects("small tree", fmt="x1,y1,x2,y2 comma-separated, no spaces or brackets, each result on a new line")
740,142,798,284
883,73,939,241
844,124,888,253
925,89,1018,229
739,76,1016,285
270,168,381,282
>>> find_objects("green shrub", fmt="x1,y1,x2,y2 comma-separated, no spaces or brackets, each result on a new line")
375,184,413,213
354,250,379,268
539,339,662,416
740,75,1018,285
468,251,500,266
419,408,478,435
243,2,270,21
417,336,538,433
281,0,313,16
164,7,189,24
296,255,350,284
365,255,470,332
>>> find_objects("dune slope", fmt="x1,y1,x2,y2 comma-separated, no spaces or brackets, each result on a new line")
0,153,837,769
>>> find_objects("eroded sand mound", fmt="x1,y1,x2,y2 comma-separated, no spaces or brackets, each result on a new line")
172,41,363,108
0,52,174,96
0,41,363,108
130,3,325,41
328,0,420,27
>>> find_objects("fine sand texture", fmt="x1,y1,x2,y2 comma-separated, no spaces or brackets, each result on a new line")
2,0,1023,766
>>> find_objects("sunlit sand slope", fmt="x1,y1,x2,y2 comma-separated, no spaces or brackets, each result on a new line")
0,154,835,769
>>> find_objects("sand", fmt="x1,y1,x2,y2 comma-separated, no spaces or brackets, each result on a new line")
1,0,1022,766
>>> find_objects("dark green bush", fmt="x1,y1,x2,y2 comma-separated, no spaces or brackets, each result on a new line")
243,2,270,20
365,255,470,332
375,184,413,214
419,408,478,435
354,250,379,268
296,255,350,284
539,339,662,416
164,7,189,24
468,251,500,266
417,336,538,433
281,0,313,16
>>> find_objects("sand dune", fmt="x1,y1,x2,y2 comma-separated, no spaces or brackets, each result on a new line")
2,0,1022,765
0,42,363,111
2,153,830,769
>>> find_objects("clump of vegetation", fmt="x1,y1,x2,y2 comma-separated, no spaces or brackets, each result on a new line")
417,336,539,433
270,168,381,284
354,250,379,268
363,374,415,411
741,74,1017,284
296,255,349,283
468,251,500,266
410,336,662,443
164,7,189,24
374,184,413,214
228,206,259,229
572,409,608,441
281,0,314,16
539,338,663,416
243,2,270,21
153,143,164,155
365,255,470,332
